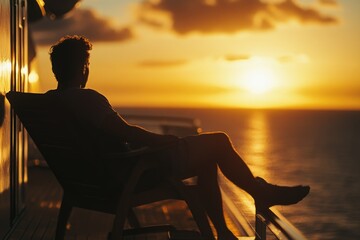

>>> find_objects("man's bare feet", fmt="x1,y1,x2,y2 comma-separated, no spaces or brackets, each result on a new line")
254,177,310,209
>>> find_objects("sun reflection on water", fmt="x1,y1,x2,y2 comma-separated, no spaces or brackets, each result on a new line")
243,111,270,180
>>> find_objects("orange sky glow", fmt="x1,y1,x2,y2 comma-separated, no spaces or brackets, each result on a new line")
30,0,360,109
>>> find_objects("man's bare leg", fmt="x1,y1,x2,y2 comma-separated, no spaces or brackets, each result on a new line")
196,152,237,240
184,132,257,197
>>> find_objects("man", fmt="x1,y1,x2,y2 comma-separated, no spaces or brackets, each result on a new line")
47,35,310,240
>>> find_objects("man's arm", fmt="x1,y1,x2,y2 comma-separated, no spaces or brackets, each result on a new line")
75,89,179,148
102,113,180,148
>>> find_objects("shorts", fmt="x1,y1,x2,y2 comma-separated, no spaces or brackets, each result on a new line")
135,138,191,191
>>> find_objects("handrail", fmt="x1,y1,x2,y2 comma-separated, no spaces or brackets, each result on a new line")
219,179,307,240
255,208,308,240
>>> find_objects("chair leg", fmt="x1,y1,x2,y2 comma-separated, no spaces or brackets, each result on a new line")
111,158,150,240
127,208,141,228
55,195,72,240
111,196,131,240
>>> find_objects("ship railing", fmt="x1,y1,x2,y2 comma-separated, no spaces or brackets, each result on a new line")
254,208,307,240
220,180,308,240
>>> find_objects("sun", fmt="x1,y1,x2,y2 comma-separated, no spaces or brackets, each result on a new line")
243,65,275,94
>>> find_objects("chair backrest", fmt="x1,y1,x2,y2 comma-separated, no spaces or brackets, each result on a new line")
6,91,106,191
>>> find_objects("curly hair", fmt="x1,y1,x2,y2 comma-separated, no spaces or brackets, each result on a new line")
49,35,92,83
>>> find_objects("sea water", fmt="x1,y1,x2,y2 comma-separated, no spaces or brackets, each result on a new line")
118,107,360,240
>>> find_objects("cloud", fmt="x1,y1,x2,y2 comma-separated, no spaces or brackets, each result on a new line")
224,54,250,61
297,85,360,99
273,0,338,24
138,0,339,35
138,59,188,67
98,81,233,98
317,0,338,6
277,54,309,63
30,8,133,45
130,83,231,95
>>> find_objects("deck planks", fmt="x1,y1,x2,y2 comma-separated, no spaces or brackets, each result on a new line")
7,167,209,240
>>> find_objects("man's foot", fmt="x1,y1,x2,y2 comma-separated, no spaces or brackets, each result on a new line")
254,177,310,209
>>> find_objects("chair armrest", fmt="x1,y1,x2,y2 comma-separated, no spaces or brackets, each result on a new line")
104,142,179,161
105,147,150,160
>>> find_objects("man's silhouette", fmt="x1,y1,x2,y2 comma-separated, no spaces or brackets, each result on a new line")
46,35,310,240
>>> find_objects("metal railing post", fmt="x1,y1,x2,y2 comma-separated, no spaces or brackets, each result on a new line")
255,210,267,240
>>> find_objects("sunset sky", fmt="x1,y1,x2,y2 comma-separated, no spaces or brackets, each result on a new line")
30,0,360,109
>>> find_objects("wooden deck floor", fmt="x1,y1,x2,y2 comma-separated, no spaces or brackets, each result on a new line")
7,167,256,240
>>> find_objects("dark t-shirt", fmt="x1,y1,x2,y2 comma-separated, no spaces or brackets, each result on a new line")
46,88,132,152
46,88,117,130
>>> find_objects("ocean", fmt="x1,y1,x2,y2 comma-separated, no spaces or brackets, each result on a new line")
117,107,360,240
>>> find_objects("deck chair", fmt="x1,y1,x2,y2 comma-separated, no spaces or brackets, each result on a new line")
6,91,215,240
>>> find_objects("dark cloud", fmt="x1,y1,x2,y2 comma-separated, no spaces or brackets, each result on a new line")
138,59,188,67
138,0,338,35
273,0,337,24
30,8,133,45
